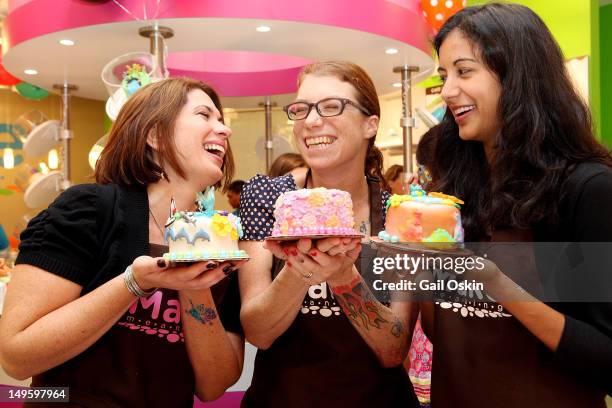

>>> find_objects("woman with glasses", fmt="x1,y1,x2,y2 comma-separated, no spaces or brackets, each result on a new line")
237,61,419,407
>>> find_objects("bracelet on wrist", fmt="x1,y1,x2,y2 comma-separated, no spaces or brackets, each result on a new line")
123,264,157,297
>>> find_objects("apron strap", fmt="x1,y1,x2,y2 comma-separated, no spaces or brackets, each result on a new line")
367,175,384,235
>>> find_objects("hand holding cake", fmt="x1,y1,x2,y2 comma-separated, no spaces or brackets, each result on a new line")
129,255,244,293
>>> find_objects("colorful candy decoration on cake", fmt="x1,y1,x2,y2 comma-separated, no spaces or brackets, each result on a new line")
378,185,464,247
121,63,151,97
271,187,360,237
163,187,248,261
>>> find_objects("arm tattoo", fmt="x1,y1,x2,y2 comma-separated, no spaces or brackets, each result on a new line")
390,319,404,338
186,299,218,325
332,277,389,331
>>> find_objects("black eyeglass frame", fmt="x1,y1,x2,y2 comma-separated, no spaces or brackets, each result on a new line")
282,97,371,120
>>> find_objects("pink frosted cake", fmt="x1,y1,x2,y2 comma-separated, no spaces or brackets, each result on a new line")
271,187,360,237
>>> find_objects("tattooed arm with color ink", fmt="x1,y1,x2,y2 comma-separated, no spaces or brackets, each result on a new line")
179,266,244,402
330,272,416,367
284,238,417,368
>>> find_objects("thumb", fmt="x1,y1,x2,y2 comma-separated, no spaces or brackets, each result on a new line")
132,255,167,273
346,243,362,262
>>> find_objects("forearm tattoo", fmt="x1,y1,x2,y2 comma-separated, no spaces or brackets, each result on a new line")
333,276,404,337
186,299,218,325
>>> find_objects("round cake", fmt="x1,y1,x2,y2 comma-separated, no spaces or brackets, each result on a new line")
378,185,464,244
163,189,248,261
271,187,360,238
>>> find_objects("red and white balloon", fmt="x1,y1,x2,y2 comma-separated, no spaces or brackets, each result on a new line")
421,0,466,32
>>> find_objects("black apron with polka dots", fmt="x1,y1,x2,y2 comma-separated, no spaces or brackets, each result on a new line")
241,176,419,408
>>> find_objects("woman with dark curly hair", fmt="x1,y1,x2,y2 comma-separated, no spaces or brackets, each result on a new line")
420,3,612,407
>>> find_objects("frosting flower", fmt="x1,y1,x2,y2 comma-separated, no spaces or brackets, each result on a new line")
302,214,317,227
211,214,232,237
389,195,404,208
307,192,325,207
325,215,340,228
423,228,456,243
429,192,464,206
231,228,239,241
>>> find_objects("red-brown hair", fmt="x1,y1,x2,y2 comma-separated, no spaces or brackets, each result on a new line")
95,77,234,190
298,60,388,191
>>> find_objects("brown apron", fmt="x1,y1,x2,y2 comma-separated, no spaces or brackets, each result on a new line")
241,174,419,408
431,228,606,408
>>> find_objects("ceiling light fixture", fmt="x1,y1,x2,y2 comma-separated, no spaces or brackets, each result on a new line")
59,39,75,46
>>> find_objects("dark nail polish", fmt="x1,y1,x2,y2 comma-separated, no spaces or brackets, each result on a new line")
157,259,167,268
223,265,234,275
206,262,218,270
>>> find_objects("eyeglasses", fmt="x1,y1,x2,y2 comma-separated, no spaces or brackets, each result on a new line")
283,97,371,121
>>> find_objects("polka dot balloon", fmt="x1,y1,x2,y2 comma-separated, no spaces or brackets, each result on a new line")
421,0,466,32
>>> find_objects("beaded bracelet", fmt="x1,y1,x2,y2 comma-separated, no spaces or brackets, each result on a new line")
123,264,157,297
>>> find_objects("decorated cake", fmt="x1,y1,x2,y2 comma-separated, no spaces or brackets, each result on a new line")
163,188,248,261
270,187,360,238
378,185,464,244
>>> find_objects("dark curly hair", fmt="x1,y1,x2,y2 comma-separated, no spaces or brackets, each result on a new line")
431,3,612,240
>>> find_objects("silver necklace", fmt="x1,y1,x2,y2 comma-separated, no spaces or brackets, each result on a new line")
149,208,165,241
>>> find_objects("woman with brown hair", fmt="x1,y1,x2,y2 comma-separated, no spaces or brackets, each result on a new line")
0,78,245,407
384,164,405,195
238,60,419,407
268,152,307,178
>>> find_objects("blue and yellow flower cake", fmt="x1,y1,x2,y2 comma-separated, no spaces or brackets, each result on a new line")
163,188,248,262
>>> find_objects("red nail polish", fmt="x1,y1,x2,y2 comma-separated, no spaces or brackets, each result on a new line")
287,261,292,267
283,248,290,255
310,250,317,257
291,248,298,256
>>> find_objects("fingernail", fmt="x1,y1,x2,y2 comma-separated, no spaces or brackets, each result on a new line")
287,261,292,267
290,248,298,256
283,248,290,256
157,259,167,268
310,250,317,257
206,262,218,270
223,265,234,275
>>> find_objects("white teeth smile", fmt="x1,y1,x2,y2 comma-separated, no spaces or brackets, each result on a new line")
454,105,475,116
203,143,225,157
305,136,335,148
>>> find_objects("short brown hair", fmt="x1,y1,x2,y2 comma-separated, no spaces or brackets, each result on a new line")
384,164,403,183
297,61,388,191
268,153,306,178
95,77,234,190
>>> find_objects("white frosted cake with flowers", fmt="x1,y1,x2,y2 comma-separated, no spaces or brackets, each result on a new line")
270,187,360,237
163,188,248,261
